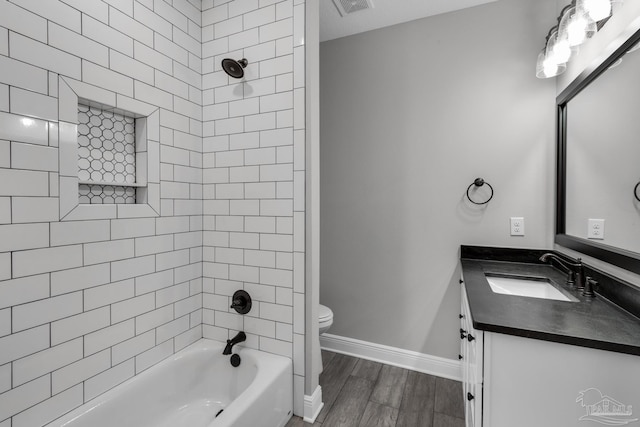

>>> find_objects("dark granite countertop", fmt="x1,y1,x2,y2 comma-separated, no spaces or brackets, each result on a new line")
461,246,640,356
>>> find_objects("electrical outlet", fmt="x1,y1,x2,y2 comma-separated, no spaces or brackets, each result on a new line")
510,217,525,236
588,219,605,239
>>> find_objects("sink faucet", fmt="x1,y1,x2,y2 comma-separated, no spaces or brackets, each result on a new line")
539,253,585,289
223,331,246,355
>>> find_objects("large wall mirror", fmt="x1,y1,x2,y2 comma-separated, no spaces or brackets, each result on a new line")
556,25,640,274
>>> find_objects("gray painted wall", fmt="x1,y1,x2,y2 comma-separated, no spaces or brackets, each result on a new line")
319,0,557,358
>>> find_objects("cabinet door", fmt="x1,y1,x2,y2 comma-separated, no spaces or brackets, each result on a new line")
460,283,470,404
466,328,483,426
465,382,477,427
467,324,483,386
484,333,640,427
461,284,483,427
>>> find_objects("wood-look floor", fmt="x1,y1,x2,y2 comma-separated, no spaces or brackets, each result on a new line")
286,351,464,427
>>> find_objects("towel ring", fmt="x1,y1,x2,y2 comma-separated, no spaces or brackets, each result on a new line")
466,178,494,205
635,182,640,202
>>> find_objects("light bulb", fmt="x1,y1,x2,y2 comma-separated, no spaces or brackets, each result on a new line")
553,38,572,63
567,14,588,46
583,0,612,21
536,48,566,78
558,8,578,49
548,30,571,64
543,58,559,77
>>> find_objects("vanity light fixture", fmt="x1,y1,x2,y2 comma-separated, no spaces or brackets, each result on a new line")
536,0,622,78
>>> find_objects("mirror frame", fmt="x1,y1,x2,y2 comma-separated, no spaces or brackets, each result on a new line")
556,26,640,274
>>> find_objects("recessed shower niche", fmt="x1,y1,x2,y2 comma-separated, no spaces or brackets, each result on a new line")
58,77,160,220
77,104,137,204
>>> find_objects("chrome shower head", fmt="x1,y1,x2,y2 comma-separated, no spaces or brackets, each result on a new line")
221,58,248,79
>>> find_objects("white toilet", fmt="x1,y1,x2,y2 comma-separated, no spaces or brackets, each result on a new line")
317,304,334,373
318,304,334,335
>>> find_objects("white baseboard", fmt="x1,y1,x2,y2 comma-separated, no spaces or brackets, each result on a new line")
303,385,324,423
320,333,462,382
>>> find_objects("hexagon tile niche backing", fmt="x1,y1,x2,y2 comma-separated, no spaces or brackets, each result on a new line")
77,104,137,204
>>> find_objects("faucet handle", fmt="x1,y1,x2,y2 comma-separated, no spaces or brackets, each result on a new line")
583,277,597,298
566,270,576,287
230,290,252,314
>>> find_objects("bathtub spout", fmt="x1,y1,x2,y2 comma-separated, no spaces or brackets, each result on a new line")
223,331,246,355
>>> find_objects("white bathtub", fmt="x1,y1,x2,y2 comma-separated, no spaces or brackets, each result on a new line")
46,339,293,427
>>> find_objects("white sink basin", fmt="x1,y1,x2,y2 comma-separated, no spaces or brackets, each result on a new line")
485,275,575,302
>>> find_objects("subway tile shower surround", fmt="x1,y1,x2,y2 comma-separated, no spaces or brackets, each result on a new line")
0,0,306,425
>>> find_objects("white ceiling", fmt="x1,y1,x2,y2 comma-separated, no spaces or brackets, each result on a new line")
320,0,498,42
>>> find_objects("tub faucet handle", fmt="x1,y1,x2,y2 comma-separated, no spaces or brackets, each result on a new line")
230,290,252,314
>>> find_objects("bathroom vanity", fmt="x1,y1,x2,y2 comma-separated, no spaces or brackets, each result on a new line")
460,246,640,427
458,7,640,427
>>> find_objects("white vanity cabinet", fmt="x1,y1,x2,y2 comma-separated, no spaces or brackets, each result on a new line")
461,284,640,427
460,283,483,427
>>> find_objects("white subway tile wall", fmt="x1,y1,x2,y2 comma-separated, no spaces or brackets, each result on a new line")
201,0,306,414
0,0,306,424
0,0,203,424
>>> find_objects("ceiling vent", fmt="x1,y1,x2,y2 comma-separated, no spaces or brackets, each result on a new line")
332,0,374,16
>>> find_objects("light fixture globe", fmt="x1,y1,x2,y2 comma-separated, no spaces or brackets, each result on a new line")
559,6,597,48
548,30,572,64
536,48,566,78
580,0,612,22
570,13,597,45
536,49,554,78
